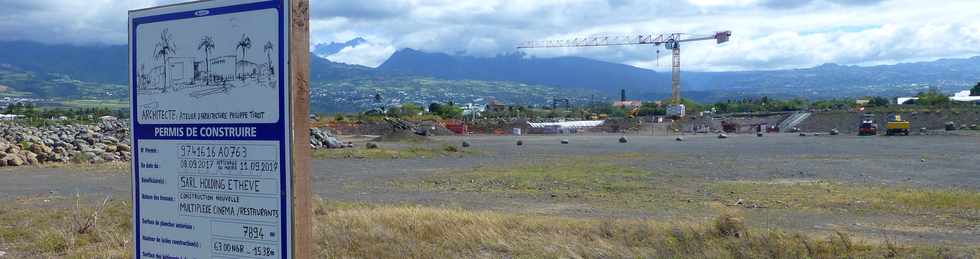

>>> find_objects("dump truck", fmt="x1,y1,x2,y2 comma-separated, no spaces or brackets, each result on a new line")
885,114,910,136
858,114,877,136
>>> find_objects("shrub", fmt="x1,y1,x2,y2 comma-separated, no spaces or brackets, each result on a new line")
714,212,746,238
442,145,459,153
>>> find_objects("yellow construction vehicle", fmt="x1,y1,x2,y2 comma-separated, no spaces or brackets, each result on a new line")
587,113,610,120
885,114,910,136
627,107,640,119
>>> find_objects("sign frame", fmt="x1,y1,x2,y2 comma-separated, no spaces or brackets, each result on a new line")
128,0,310,258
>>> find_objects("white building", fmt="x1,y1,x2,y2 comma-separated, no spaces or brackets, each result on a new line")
527,120,605,134
896,97,919,105
950,90,980,103
461,103,485,117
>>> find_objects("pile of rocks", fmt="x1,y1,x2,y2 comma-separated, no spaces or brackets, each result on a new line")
0,122,358,167
310,127,351,149
0,123,131,166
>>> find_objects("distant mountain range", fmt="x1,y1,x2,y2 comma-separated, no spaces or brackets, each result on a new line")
376,48,980,100
377,49,663,93
0,40,979,109
0,41,127,85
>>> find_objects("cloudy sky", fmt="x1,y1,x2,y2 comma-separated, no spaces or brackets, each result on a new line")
1,0,979,72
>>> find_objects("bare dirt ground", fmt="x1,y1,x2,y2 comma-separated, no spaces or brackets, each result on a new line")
1,133,978,247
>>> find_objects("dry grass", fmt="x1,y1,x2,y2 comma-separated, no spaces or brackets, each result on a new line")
313,201,976,258
0,196,132,258
2,198,977,258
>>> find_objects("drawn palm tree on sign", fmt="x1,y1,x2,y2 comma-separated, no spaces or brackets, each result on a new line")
138,64,150,89
153,29,176,92
235,34,252,80
263,41,274,78
197,36,215,85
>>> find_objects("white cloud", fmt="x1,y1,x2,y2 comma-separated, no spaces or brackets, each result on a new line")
2,0,979,72
0,0,181,45
686,0,759,8
325,42,397,68
504,0,980,72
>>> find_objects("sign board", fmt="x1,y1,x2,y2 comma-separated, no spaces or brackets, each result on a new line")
129,0,307,258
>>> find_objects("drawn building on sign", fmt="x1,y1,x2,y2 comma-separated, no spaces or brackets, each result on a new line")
208,55,239,83
136,30,276,98
167,57,196,87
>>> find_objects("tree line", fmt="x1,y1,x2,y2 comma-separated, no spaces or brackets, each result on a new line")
335,82,980,121
3,103,127,126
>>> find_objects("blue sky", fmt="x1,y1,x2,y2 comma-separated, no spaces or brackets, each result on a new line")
0,0,978,72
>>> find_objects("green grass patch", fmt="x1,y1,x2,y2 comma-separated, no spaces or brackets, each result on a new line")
407,157,980,231
422,160,650,194
706,181,980,212
313,145,475,160
408,158,701,211
60,99,128,109
0,161,128,174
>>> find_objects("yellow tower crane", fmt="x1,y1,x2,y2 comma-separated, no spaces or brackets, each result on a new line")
517,31,731,118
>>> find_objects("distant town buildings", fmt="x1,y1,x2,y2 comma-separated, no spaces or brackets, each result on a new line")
461,103,485,117
897,90,980,105
612,100,642,109
0,114,21,121
486,101,507,113
0,97,46,109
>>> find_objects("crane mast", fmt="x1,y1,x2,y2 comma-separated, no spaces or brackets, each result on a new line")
518,31,731,117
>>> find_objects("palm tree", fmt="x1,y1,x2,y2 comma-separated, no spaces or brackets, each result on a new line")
153,29,176,92
263,41,274,77
197,36,215,84
235,34,252,79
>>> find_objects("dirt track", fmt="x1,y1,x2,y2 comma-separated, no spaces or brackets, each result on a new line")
1,133,978,245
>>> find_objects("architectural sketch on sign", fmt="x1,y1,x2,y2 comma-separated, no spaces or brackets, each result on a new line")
134,7,280,125
137,29,277,99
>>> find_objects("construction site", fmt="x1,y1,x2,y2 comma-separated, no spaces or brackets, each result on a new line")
317,29,979,139
289,29,980,257
3,26,980,259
